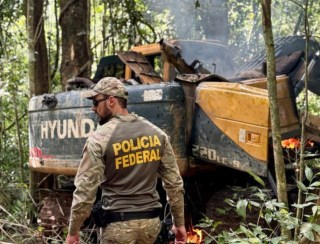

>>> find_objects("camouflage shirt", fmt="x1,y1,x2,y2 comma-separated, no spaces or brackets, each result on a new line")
68,113,185,235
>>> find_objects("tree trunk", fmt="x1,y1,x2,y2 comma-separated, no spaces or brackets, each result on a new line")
12,92,24,182
260,0,290,239
27,0,49,97
295,0,311,241
26,0,50,225
59,0,92,90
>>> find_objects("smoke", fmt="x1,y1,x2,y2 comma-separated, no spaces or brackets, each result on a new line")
145,0,229,42
143,0,320,80
142,0,233,77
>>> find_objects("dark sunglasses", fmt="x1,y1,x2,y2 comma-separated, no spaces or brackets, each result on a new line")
92,96,109,107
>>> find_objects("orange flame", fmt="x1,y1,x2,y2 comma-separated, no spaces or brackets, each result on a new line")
282,138,314,149
282,138,300,149
186,227,203,244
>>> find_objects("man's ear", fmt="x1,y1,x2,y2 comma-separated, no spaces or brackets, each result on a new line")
107,96,116,106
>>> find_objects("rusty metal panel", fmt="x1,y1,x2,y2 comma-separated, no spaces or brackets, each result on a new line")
305,114,320,144
118,51,162,84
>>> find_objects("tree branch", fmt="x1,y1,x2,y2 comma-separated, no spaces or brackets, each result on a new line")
50,0,60,83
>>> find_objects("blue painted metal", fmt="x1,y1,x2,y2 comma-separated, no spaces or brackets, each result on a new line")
28,82,187,168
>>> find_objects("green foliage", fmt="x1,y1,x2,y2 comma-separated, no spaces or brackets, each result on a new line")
90,0,175,60
0,9,30,243
0,80,29,180
0,0,320,242
308,92,320,116
228,0,262,65
297,91,320,116
199,166,320,243
247,170,266,188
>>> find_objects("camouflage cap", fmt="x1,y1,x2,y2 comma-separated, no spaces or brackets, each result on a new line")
83,77,128,100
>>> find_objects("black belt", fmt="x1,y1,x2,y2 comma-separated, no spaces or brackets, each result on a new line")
105,208,161,224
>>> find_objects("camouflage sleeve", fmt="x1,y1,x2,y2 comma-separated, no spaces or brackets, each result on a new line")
68,135,106,235
158,135,185,227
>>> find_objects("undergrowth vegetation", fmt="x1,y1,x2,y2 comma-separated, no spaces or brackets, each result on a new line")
198,162,320,244
1,0,320,243
1,162,320,243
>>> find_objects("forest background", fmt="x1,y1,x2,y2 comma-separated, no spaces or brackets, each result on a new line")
1,0,320,243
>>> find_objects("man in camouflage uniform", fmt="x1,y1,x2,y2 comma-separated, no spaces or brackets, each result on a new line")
66,77,187,244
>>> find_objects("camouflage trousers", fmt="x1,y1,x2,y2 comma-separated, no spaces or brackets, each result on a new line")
100,217,161,244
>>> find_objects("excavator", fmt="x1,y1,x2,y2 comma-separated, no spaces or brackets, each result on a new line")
28,35,320,237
